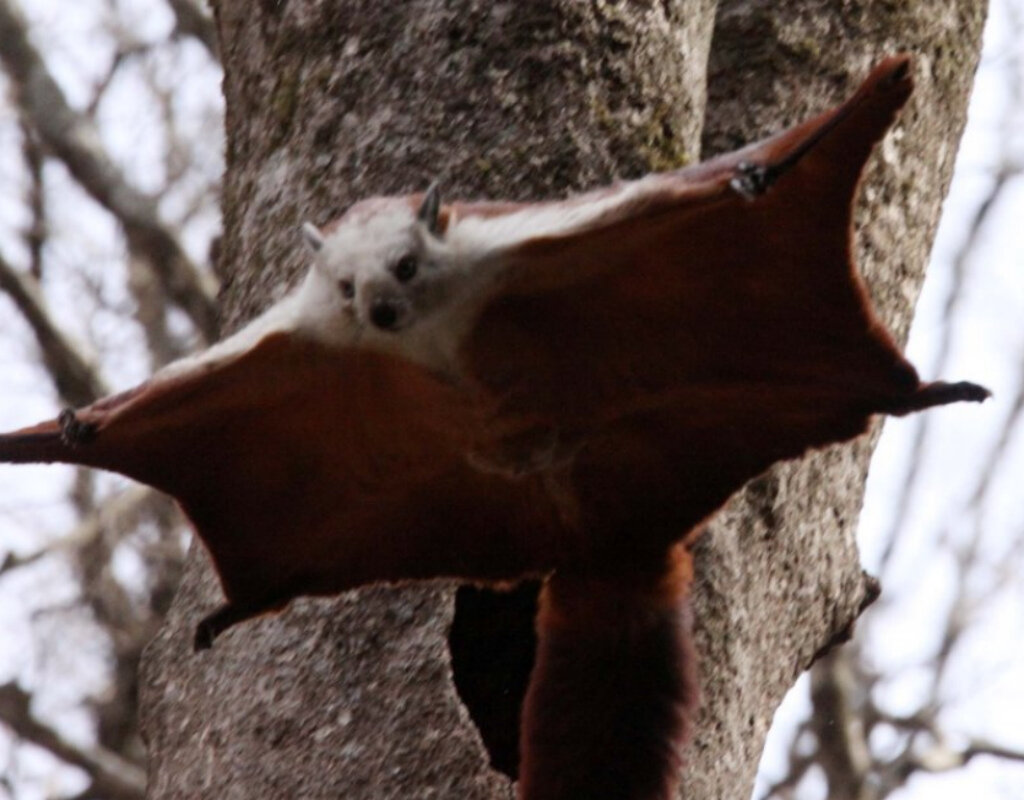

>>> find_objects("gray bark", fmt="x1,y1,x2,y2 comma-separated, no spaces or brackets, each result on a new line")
140,1,986,798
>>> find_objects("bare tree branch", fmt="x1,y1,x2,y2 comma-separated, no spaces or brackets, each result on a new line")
0,682,145,800
886,724,1024,779
0,0,219,342
127,249,187,368
758,720,816,799
19,115,45,279
67,487,178,632
167,0,219,60
809,651,872,800
126,57,210,367
84,39,152,119
0,251,107,407
68,487,184,755
0,548,46,576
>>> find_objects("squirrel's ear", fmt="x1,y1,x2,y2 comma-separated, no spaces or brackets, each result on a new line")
417,182,442,237
302,222,325,252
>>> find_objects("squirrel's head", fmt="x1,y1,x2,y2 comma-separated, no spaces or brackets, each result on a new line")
302,184,447,333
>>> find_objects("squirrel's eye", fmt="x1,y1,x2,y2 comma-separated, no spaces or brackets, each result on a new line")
394,255,418,283
339,279,355,300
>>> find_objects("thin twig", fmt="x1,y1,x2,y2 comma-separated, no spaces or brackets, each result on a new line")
167,0,219,60
0,251,107,407
0,682,145,800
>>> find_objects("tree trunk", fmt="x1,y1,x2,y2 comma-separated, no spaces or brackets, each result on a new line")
139,1,986,797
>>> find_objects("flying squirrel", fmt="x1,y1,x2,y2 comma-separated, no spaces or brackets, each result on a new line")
0,56,989,800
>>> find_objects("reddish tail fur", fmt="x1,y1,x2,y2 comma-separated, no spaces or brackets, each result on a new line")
518,547,698,800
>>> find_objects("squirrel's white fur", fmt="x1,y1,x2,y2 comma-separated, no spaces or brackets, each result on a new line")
158,180,660,384
161,188,501,382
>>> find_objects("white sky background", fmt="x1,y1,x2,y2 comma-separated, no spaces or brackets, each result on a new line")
0,1,1021,798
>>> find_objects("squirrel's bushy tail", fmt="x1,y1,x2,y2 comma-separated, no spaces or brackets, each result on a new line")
518,545,698,800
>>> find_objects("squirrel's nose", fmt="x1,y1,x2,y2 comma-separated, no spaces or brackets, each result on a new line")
370,300,400,331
